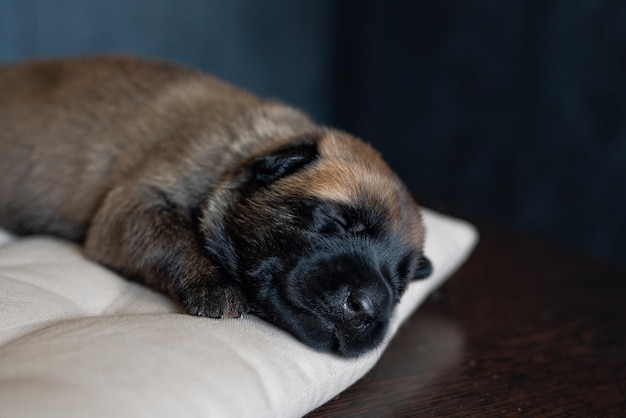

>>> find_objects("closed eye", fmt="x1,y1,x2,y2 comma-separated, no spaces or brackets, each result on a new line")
346,221,366,233
309,201,378,236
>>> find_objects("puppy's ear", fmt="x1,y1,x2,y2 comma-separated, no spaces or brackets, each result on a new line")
252,136,318,186
413,256,433,280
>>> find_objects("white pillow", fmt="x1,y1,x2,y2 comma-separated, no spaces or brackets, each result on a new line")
0,208,477,418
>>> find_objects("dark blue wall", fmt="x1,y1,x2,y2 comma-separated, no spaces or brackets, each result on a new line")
332,1,626,266
0,0,336,122
1,0,625,266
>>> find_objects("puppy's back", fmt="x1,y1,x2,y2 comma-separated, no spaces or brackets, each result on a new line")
0,55,259,239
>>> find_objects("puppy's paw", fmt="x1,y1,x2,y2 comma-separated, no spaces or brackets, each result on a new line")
181,283,246,318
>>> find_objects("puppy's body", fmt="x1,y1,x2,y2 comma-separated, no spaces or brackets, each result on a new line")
0,57,289,238
0,56,430,356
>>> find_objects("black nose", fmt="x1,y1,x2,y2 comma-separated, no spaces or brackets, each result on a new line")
343,290,376,330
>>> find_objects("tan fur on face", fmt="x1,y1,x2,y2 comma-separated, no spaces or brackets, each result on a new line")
274,131,426,249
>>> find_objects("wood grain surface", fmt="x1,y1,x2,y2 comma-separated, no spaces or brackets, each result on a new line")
308,222,626,417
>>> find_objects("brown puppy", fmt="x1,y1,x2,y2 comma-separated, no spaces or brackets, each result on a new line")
0,56,431,356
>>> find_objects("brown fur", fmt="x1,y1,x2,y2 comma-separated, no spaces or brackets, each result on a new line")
0,55,427,355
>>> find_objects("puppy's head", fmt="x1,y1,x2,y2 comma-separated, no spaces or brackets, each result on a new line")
202,130,431,357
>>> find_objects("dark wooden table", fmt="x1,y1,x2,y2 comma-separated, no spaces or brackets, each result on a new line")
308,221,626,417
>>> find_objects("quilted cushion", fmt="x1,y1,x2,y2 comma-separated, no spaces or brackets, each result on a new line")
0,208,477,417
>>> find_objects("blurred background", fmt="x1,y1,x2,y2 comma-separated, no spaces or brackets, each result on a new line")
1,0,624,267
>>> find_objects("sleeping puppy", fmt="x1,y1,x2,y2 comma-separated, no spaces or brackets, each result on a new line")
0,56,431,357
